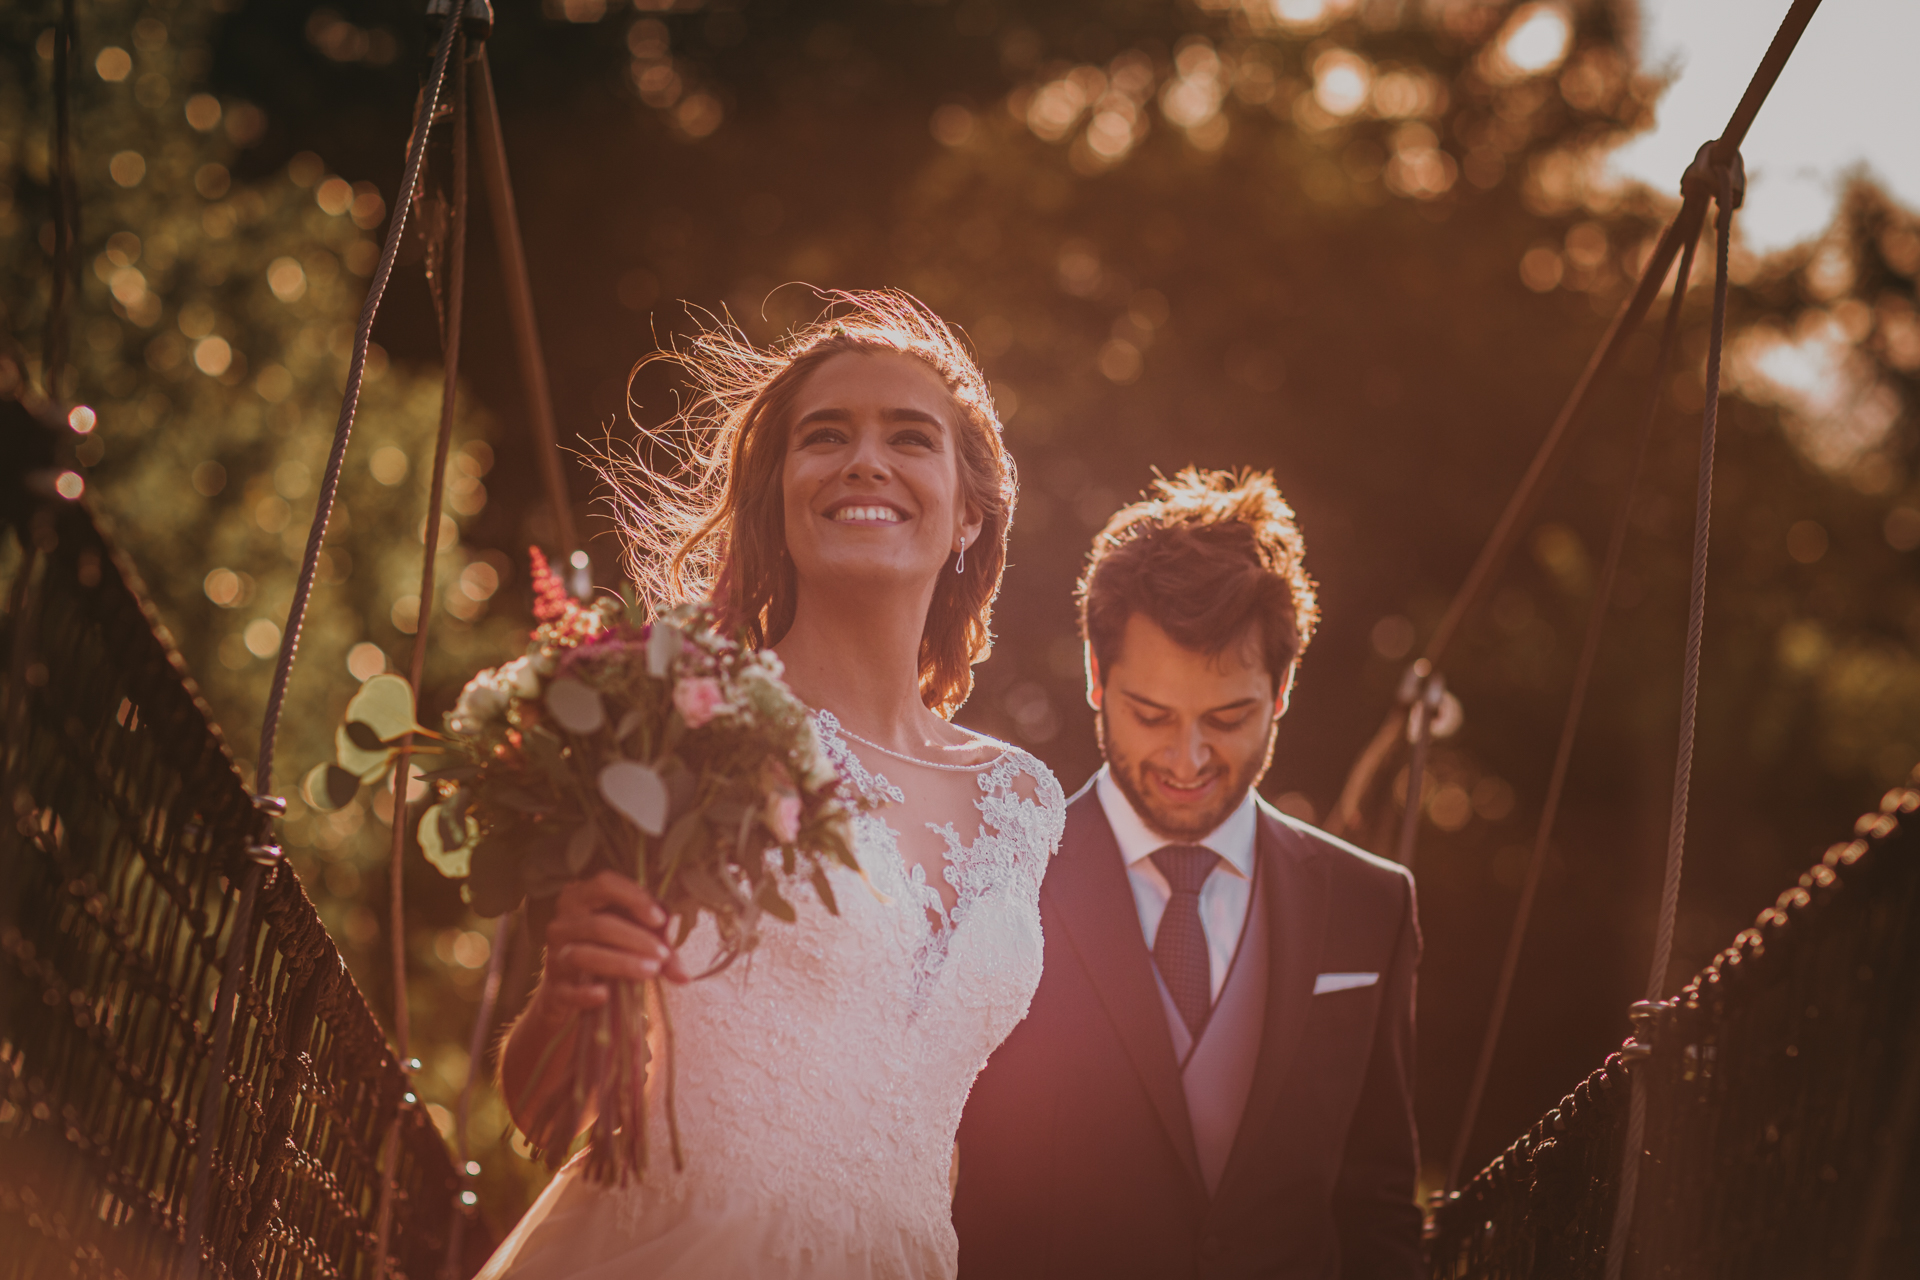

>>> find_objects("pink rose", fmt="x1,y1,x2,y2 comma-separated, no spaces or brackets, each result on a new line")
672,676,727,728
766,794,803,845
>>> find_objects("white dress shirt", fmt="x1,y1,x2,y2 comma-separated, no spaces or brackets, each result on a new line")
1095,766,1258,1003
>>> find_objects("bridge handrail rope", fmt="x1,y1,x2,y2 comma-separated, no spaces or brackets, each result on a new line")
181,14,464,1279
1329,0,1828,840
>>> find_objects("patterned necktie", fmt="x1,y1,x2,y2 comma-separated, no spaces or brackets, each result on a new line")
1151,845,1219,1040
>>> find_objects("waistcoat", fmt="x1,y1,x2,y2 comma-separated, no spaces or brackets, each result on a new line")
1153,856,1270,1195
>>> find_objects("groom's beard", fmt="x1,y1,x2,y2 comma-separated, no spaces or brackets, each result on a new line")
1097,706,1273,842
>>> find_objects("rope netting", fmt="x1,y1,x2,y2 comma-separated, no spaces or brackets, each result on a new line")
0,497,492,1280
1429,780,1920,1277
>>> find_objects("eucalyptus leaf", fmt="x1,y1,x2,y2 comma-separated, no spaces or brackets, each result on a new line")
545,677,607,735
615,709,643,741
344,720,381,751
418,804,473,879
437,803,470,851
335,723,392,781
346,673,418,741
599,761,668,835
302,761,360,812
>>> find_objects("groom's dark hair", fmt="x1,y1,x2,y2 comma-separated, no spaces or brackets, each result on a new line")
1077,467,1318,687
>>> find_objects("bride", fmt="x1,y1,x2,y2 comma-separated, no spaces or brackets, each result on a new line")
477,292,1065,1280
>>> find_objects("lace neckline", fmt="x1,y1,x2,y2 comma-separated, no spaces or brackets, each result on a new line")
811,708,1060,1015
820,711,1009,774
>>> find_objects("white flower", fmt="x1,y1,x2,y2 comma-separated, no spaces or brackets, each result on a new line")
451,672,511,736
500,656,542,699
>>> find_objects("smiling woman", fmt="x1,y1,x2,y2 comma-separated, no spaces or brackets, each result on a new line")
484,291,1064,1280
608,290,1016,717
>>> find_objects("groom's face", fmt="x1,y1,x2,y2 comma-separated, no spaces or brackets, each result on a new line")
1089,614,1293,841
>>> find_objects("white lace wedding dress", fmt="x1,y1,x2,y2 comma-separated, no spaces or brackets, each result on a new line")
476,712,1065,1280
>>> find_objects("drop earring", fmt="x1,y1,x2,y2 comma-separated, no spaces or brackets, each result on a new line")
955,538,966,575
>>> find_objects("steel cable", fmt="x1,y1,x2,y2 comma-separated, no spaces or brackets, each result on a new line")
472,51,580,566
1444,214,1703,1195
388,19,471,1087
1329,0,1828,836
179,17,462,1280
42,0,77,401
1603,152,1742,1280
372,28,471,1280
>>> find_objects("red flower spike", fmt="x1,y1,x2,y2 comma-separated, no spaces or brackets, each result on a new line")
529,546,572,622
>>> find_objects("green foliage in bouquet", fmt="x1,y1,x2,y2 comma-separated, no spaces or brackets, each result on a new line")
310,547,860,1181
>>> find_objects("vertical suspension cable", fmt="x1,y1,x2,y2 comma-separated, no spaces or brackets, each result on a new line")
1444,214,1703,1194
471,51,580,568
1603,150,1742,1280
43,0,76,400
372,31,468,1278
178,18,461,1280
386,25,469,1080
1328,0,1827,839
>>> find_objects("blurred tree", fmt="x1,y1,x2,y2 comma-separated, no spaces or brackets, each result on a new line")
5,0,1916,1228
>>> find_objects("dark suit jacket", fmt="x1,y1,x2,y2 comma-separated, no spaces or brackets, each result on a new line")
955,784,1423,1279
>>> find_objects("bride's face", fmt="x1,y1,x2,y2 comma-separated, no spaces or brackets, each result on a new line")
781,350,983,598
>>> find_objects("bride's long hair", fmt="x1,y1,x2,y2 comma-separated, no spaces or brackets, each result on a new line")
607,290,1016,719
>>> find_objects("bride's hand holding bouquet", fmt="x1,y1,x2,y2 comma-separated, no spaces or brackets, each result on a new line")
310,548,859,1183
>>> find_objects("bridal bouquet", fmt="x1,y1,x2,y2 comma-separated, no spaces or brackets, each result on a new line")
306,548,858,1182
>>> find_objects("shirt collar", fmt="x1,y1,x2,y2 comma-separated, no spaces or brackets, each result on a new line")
1095,766,1258,880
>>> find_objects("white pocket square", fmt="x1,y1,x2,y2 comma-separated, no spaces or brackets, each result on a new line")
1313,972,1379,995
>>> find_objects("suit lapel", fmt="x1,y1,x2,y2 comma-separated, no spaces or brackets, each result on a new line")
1214,804,1331,1199
1046,789,1207,1200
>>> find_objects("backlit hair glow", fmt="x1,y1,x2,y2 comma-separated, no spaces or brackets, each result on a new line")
604,290,1015,718
1078,467,1319,687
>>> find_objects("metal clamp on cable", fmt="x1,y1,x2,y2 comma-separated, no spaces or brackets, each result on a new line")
1682,139,1747,211
248,792,288,866
425,0,494,42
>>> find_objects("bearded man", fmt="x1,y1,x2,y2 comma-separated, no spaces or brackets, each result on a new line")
955,468,1424,1278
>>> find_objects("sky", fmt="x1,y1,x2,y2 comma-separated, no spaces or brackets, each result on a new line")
1607,0,1919,254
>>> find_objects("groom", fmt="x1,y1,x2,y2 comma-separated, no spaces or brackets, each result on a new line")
955,469,1423,1277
